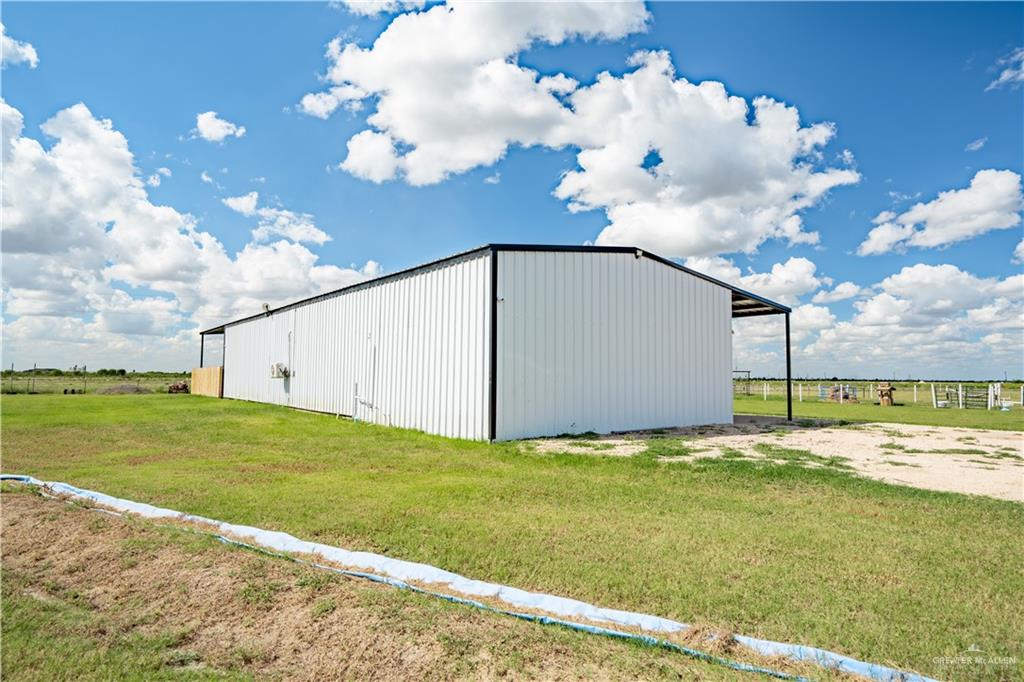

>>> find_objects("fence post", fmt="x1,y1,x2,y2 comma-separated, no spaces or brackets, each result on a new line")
763,382,768,401
957,384,963,409
799,383,803,402
914,384,917,403
931,383,937,408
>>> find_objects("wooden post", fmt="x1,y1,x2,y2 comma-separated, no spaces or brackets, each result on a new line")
931,383,937,408
763,382,768,401
799,383,803,402
957,384,964,409
914,384,917,403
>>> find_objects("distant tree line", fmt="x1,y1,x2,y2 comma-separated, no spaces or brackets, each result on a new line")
1,368,189,377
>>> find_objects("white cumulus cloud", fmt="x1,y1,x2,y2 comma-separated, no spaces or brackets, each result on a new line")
333,0,427,17
858,169,1022,255
1,99,375,370
1,22,38,69
811,281,864,304
804,263,1023,377
194,111,246,143
340,130,401,183
560,50,859,257
223,191,331,245
684,255,825,306
297,84,366,119
223,191,259,217
146,167,172,187
304,2,858,258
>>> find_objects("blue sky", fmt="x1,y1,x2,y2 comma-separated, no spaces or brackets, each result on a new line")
2,1,1022,378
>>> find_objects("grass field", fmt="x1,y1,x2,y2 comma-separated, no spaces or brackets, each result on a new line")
736,393,1024,430
3,394,1023,681
0,372,187,395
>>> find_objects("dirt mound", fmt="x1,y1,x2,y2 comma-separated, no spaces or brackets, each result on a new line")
97,383,151,395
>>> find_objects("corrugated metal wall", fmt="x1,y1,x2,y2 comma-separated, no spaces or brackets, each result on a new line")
495,250,733,440
223,251,491,440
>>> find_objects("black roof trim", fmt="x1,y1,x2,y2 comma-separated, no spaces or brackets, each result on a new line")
200,243,789,334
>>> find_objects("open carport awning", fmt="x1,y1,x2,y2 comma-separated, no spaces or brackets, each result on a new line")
730,290,790,319
728,289,793,421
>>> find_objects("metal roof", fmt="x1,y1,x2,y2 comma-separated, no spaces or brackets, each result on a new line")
199,243,790,335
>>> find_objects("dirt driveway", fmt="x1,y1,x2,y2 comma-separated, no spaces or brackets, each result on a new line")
529,418,1023,502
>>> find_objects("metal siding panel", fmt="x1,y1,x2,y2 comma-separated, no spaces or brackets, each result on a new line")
497,250,732,440
221,252,490,439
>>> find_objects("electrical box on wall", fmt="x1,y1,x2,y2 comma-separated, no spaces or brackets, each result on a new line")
270,362,290,379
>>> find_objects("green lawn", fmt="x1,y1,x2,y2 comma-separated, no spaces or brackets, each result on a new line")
736,393,1024,430
1,372,187,395
3,394,1022,681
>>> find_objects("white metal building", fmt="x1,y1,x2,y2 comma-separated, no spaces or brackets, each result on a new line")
199,245,792,441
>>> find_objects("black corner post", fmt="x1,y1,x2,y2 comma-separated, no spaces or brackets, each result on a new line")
199,332,205,368
785,312,792,421
488,247,499,442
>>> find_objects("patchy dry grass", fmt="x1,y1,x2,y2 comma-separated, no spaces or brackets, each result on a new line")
1,489,794,680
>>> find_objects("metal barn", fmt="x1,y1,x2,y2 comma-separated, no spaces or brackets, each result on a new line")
197,245,792,441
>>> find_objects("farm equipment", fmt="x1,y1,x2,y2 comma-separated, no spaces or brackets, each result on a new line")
168,380,190,394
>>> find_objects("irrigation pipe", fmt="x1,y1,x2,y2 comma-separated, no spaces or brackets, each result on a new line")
1,474,937,682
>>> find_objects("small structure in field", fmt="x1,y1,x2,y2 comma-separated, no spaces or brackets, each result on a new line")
819,384,858,403
732,370,752,396
876,382,895,407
